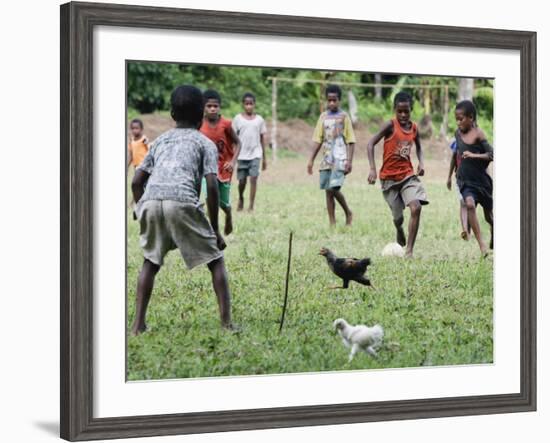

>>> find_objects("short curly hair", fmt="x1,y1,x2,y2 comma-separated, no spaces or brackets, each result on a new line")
170,85,204,125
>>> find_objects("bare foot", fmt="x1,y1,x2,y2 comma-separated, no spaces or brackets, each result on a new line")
480,243,489,258
222,323,241,333
224,211,233,235
237,199,244,211
345,211,353,226
397,228,406,246
404,249,414,259
247,207,254,212
130,323,147,336
461,231,469,241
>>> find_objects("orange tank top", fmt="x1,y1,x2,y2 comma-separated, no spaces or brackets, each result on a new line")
128,136,149,167
379,119,416,182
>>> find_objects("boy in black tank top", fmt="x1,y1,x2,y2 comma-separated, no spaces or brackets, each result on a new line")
454,100,494,256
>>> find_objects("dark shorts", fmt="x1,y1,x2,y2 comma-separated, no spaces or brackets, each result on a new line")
237,158,261,180
461,186,493,211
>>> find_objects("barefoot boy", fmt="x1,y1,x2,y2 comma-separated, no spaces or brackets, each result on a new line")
307,84,356,226
454,99,494,256
232,92,267,212
127,118,149,172
447,139,471,240
200,89,241,235
367,91,428,257
130,85,234,335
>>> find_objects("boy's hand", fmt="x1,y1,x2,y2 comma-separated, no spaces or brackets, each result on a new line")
215,231,227,251
417,163,425,176
462,151,476,159
262,159,267,171
222,161,234,173
367,168,377,184
446,177,452,190
344,160,352,175
307,161,314,175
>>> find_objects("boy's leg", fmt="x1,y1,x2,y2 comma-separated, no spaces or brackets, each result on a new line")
222,205,233,235
218,182,233,235
248,159,261,212
131,258,160,336
460,200,470,240
207,256,232,328
383,184,406,246
248,176,257,211
483,206,494,249
405,200,422,257
333,190,353,225
393,216,406,247
238,178,246,211
465,196,488,255
325,190,337,226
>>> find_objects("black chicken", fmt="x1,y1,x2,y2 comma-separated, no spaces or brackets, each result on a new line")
319,247,373,289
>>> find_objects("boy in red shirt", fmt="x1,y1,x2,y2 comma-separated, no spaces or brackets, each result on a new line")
200,90,241,235
367,91,428,258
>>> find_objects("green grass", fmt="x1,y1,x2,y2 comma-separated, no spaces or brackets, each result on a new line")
127,158,493,380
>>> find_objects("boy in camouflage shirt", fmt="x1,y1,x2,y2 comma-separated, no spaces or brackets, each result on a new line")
131,85,235,335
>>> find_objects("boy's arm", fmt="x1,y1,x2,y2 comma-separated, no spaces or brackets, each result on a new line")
260,133,267,170
224,126,241,173
344,113,355,175
307,142,322,175
308,115,324,175
127,145,133,172
414,132,425,176
447,154,457,190
131,169,149,203
205,173,226,250
367,121,392,184
345,143,355,175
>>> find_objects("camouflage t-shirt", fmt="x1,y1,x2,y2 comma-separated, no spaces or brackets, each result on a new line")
136,128,218,213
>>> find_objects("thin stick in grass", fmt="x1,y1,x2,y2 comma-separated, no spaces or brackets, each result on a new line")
279,231,293,333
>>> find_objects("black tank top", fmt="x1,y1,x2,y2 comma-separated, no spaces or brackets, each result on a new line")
455,130,493,197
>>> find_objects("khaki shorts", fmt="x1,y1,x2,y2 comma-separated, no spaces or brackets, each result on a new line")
381,175,429,221
137,200,223,269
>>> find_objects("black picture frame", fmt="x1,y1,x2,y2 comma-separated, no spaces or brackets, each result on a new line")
60,1,537,440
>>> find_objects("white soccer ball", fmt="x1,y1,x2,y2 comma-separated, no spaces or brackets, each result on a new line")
381,242,405,258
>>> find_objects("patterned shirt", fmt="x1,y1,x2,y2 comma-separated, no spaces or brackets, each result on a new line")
312,110,356,171
136,128,218,212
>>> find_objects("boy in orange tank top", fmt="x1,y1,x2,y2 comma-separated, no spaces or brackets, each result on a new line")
127,118,149,171
367,91,428,258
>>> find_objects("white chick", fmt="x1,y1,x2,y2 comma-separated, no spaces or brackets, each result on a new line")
333,318,384,362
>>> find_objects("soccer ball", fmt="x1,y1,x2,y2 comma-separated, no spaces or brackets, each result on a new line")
381,242,405,258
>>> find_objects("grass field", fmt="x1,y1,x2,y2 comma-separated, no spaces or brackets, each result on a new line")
126,155,493,381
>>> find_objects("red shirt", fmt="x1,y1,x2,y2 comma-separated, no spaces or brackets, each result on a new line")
379,118,417,182
199,116,234,183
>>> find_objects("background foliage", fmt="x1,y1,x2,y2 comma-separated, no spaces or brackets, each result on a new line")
127,62,494,140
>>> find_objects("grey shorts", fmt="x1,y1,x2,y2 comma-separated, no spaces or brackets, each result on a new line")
381,175,429,221
137,200,223,269
320,168,345,190
237,158,261,180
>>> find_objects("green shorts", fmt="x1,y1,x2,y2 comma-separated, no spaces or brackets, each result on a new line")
320,169,345,190
201,178,231,209
381,175,429,221
237,158,261,181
